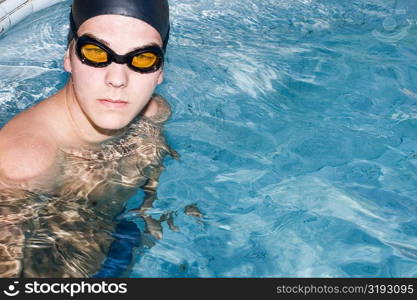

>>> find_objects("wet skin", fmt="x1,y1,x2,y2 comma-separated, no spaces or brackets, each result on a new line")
0,94,178,277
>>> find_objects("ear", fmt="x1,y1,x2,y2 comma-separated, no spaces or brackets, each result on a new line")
63,47,72,73
157,70,164,85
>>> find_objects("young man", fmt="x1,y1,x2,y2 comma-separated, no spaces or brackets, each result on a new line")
0,0,176,277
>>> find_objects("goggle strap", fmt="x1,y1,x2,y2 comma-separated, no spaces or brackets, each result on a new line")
68,10,79,43
163,25,170,51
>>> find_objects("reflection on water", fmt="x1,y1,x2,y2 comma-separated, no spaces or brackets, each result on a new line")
0,95,180,277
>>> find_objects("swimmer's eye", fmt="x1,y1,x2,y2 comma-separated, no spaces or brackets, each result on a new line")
81,44,108,63
131,52,158,68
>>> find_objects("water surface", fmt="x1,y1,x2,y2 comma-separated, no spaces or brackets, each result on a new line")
0,0,417,277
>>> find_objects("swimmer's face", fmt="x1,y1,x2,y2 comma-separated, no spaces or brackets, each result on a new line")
64,15,164,130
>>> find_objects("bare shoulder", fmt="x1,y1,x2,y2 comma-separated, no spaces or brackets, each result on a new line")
0,119,59,186
142,94,172,124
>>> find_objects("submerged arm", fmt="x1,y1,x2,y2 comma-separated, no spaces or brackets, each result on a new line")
0,188,40,277
133,166,165,239
0,134,61,277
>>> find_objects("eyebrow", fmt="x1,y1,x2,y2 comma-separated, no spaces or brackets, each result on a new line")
83,33,162,52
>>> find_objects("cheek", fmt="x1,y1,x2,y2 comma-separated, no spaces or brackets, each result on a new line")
72,64,103,94
129,77,159,107
71,67,106,115
131,72,162,93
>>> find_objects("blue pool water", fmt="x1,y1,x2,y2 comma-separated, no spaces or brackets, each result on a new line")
1,0,417,277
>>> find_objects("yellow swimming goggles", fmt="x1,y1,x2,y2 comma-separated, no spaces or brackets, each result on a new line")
74,34,164,73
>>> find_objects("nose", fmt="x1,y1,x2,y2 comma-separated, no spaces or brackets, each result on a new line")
104,62,129,88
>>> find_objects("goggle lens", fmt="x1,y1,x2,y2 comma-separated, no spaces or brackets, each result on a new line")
132,52,159,69
81,44,108,63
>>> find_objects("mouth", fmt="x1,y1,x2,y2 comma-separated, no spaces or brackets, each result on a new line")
98,98,129,109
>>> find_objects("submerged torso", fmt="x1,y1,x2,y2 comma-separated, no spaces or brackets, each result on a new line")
0,94,176,277
58,101,172,215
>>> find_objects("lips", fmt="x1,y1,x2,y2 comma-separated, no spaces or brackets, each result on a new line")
98,98,129,109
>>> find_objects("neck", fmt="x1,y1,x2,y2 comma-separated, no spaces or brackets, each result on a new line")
63,79,125,147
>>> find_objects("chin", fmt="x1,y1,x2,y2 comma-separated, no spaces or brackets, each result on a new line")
93,115,131,131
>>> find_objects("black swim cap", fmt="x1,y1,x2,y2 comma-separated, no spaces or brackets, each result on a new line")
68,0,170,50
